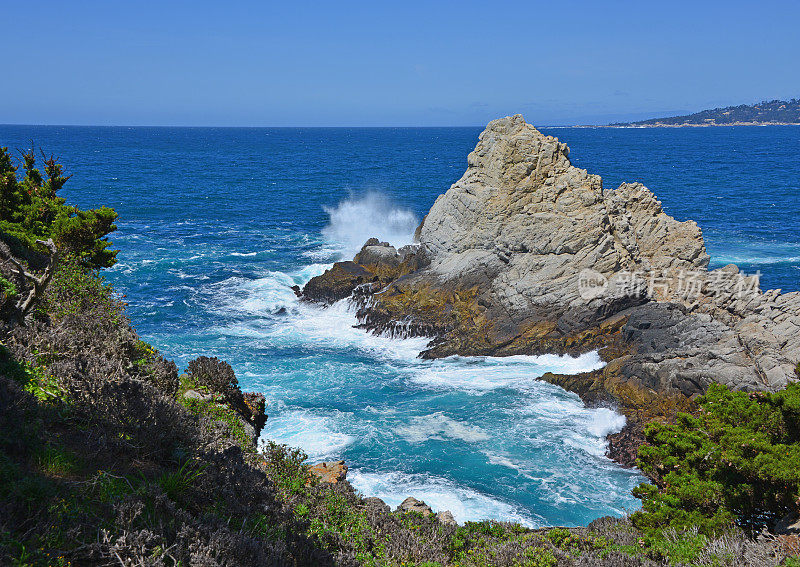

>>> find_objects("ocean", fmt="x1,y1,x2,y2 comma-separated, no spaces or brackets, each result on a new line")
1,124,797,527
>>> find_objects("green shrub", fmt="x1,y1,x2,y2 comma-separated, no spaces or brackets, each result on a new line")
0,275,17,299
645,528,709,564
261,441,310,498
186,356,243,406
40,255,122,322
157,459,205,503
521,545,557,567
35,444,80,476
180,396,253,451
0,146,118,269
633,382,800,535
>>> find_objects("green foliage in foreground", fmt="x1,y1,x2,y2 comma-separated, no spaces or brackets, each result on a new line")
633,382,800,536
38,255,123,323
0,146,117,268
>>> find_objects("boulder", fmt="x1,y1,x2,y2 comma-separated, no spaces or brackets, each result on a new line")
396,497,457,525
302,261,374,304
309,460,348,484
354,243,401,268
397,496,433,516
436,510,457,526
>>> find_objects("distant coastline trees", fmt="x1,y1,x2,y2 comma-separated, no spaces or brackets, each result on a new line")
612,98,800,126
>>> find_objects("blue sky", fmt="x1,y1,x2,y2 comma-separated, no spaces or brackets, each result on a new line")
2,0,799,126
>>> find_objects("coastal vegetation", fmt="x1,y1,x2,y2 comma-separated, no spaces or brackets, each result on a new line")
0,146,117,268
0,149,798,566
633,382,800,537
611,98,800,127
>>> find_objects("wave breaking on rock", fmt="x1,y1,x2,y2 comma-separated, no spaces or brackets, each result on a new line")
301,114,800,463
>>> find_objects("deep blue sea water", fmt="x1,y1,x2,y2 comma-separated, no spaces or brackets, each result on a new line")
1,125,798,527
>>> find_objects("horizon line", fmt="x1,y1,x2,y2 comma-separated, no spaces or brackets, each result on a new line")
0,122,586,129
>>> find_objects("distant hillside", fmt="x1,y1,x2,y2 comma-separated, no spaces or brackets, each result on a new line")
611,98,800,127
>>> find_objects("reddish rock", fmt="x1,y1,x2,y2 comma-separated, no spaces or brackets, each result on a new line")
309,460,348,484
606,420,645,468
242,391,267,432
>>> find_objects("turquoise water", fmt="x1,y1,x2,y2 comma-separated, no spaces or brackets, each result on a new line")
0,125,797,526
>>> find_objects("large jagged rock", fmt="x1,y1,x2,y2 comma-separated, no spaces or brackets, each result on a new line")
305,115,800,404
413,116,710,344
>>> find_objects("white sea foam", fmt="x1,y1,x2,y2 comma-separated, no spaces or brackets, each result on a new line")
483,452,539,480
348,469,543,526
270,299,430,361
302,244,342,261
394,413,490,443
261,409,356,461
321,192,419,258
207,263,330,317
517,397,627,459
587,407,627,438
406,352,604,393
714,255,800,265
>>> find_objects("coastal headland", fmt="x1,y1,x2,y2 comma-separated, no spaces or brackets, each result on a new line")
303,114,800,465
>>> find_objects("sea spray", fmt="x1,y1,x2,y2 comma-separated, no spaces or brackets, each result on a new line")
322,192,419,258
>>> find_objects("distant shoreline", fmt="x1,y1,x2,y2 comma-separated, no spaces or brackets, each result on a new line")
579,122,800,129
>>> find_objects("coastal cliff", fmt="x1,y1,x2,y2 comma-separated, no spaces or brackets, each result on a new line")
304,115,800,461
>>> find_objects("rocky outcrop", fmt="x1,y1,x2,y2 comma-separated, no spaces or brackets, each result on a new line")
397,496,434,516
395,496,456,525
307,115,799,394
303,240,429,306
302,114,800,462
302,261,375,304
309,460,348,484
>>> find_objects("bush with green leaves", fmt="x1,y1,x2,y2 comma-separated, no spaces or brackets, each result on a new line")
186,355,244,405
0,146,117,269
632,382,800,536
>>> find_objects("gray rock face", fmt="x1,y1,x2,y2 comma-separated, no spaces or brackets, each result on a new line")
418,115,708,323
354,241,422,267
397,496,433,516
354,243,402,268
436,510,457,526
410,115,799,394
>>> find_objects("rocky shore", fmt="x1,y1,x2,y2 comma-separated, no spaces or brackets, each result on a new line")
302,114,800,465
